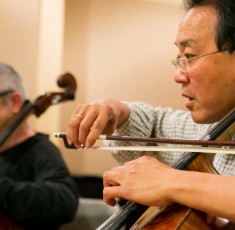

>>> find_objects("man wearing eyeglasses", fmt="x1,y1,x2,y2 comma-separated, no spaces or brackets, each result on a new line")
0,63,78,229
67,0,235,225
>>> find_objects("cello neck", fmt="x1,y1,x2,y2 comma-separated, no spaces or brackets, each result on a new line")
96,108,235,230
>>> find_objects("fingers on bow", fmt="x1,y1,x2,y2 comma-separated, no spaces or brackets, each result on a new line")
67,107,110,148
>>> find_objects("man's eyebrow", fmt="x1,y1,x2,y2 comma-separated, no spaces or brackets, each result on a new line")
174,38,196,47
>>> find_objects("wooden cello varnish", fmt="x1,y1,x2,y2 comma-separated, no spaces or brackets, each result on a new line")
131,153,234,230
95,112,235,230
131,120,235,230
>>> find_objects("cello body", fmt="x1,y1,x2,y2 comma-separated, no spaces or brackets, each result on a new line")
131,153,235,230
137,204,218,230
95,111,235,230
0,210,24,230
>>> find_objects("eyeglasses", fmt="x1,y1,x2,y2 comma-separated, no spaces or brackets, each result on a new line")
0,90,13,97
171,50,228,73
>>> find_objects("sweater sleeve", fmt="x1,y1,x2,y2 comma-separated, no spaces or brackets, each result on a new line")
103,101,211,165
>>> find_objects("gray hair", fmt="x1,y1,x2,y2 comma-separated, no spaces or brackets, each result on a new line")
0,62,26,101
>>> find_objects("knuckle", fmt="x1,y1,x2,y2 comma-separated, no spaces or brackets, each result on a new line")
103,171,109,180
79,122,90,132
67,120,74,128
91,121,103,131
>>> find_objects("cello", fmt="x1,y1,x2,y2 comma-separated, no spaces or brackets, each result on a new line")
0,72,77,149
0,72,77,230
93,108,235,230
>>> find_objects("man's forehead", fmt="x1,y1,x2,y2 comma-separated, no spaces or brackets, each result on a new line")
175,6,217,49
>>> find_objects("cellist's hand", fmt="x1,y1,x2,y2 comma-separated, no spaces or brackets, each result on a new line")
66,98,130,148
103,156,177,207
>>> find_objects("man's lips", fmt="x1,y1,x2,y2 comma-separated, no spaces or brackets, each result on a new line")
182,93,195,109
182,93,194,101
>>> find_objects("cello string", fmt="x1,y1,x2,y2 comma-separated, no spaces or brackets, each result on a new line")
97,109,235,230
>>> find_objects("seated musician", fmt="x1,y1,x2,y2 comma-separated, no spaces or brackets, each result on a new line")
0,62,78,229
66,0,235,225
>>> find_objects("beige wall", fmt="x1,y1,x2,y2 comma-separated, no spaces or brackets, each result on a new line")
0,0,65,136
62,0,185,175
0,0,39,98
0,0,185,176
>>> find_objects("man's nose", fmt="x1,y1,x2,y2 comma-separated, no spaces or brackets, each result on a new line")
174,70,189,84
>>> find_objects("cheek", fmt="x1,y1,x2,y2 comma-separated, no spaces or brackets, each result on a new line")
189,68,220,102
0,109,15,132
0,115,9,131
189,68,210,89
221,78,235,104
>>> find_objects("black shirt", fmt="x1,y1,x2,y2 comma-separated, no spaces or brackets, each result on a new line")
0,133,78,229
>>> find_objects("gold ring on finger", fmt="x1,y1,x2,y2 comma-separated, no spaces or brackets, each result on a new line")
76,113,84,119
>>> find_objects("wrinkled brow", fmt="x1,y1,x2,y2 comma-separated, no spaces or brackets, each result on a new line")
175,38,196,48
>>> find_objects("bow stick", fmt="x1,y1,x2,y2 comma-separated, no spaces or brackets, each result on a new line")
54,132,235,154
54,132,235,146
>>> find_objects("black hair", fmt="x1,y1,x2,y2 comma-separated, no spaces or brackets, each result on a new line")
183,0,235,53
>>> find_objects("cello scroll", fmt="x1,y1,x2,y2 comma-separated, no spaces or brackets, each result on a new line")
33,72,77,117
0,72,77,149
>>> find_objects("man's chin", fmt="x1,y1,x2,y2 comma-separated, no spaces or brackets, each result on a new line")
191,111,216,124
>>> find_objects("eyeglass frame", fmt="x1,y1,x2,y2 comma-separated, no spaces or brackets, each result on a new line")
171,50,228,73
0,90,13,97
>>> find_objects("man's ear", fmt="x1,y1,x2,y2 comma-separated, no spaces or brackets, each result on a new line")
11,92,23,114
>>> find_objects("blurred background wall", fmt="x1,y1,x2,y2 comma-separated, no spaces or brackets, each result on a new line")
0,0,185,176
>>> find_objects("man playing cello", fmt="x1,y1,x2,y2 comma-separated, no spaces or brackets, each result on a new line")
67,0,235,224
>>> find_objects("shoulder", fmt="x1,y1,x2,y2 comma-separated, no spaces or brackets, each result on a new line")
24,133,63,160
